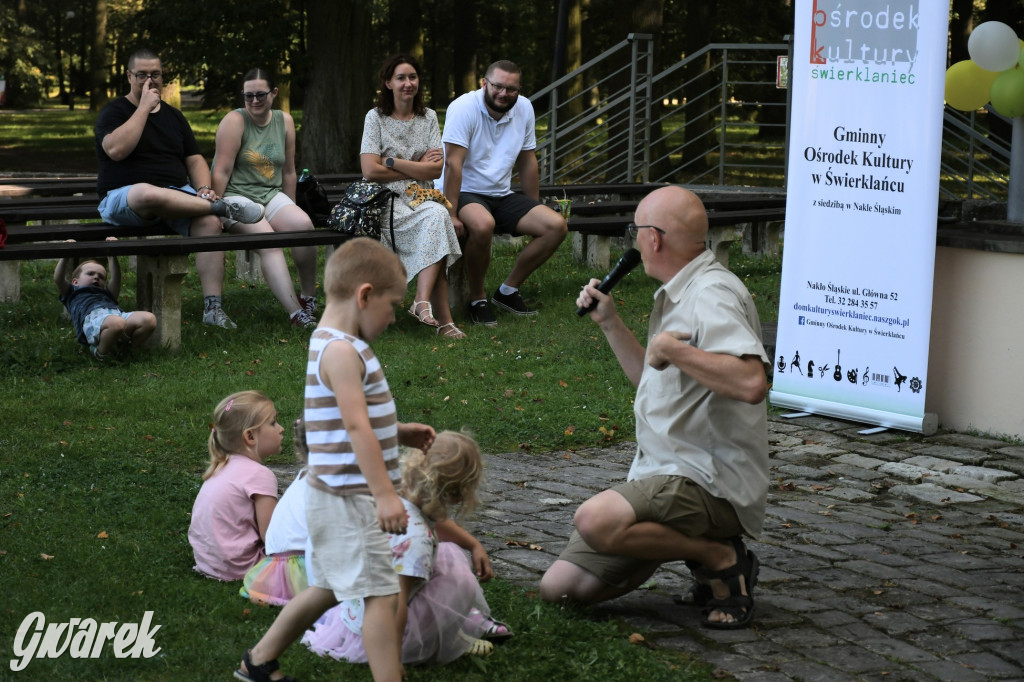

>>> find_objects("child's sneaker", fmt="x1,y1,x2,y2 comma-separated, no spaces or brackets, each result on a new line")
203,305,237,329
89,344,106,361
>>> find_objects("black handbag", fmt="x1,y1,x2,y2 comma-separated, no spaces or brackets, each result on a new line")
295,171,332,227
327,180,396,248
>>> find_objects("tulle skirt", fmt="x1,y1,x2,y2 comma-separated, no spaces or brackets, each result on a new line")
302,542,491,664
239,551,308,606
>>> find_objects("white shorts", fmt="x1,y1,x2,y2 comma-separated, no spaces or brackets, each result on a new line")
220,191,294,228
305,485,399,602
82,308,133,345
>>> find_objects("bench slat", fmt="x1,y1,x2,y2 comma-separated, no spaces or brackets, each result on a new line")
0,229,352,260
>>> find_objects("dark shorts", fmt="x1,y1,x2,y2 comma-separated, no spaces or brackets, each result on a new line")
557,475,743,589
457,192,548,235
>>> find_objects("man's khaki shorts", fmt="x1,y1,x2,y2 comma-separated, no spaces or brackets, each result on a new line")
556,475,742,589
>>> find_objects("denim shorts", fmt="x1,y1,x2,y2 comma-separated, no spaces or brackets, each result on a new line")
82,307,133,345
98,184,196,236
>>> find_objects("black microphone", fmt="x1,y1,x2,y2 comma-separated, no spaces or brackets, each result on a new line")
575,248,642,316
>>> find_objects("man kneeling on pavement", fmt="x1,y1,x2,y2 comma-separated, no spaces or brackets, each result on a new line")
540,185,769,630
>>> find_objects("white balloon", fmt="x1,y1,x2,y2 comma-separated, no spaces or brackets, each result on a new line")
968,21,1021,72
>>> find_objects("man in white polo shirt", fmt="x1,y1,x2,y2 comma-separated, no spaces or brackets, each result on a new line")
442,60,567,326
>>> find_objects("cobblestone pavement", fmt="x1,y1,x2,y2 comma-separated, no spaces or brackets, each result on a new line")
463,414,1024,682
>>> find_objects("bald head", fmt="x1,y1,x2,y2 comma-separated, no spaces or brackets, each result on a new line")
637,186,708,245
632,187,708,281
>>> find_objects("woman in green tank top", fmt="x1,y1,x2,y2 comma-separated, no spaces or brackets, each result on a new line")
212,68,318,329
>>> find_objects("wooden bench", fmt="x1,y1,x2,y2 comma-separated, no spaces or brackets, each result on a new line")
0,226,352,352
549,186,786,269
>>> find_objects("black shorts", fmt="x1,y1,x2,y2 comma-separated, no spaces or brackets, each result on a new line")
457,192,547,234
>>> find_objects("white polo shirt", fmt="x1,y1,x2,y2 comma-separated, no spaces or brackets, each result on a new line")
441,88,536,197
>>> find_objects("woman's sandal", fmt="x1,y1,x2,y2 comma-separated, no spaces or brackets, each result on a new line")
408,300,439,327
436,322,466,339
234,649,298,682
700,537,759,630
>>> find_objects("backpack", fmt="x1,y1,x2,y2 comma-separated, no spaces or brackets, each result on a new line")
295,172,332,227
327,180,396,247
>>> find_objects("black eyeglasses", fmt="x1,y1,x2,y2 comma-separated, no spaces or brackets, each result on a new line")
132,71,162,81
242,91,270,103
626,223,666,238
485,78,520,95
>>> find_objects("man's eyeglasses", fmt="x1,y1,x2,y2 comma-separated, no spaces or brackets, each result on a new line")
132,71,162,81
485,78,520,95
242,91,270,103
626,223,666,239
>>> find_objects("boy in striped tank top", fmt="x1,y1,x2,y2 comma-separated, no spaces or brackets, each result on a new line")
236,238,437,682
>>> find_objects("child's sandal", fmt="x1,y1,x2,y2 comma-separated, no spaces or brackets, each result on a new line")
234,649,298,682
481,617,514,642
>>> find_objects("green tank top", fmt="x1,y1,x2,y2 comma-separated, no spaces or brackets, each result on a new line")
216,108,286,205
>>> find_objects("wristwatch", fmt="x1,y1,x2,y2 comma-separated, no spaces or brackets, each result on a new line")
385,157,395,169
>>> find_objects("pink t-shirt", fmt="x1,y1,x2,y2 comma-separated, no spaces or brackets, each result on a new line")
188,454,278,580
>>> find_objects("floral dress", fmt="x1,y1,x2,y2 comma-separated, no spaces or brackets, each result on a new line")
359,108,461,282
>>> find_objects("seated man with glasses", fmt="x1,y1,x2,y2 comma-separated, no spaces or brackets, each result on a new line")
441,59,567,326
540,186,769,631
95,48,267,329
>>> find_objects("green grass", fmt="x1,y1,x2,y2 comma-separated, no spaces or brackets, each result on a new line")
1,239,767,680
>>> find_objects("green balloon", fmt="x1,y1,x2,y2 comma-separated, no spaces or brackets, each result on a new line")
945,60,997,111
990,68,1024,118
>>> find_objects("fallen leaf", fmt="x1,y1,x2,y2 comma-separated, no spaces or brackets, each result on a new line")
563,453,571,460
564,425,576,435
143,434,155,441
628,633,645,644
524,372,533,379
40,553,54,560
558,380,568,387
96,531,109,539
504,389,515,398
63,420,72,427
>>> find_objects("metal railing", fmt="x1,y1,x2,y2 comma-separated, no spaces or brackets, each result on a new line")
529,36,1010,200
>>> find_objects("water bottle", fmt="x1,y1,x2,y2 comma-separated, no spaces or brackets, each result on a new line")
298,168,310,184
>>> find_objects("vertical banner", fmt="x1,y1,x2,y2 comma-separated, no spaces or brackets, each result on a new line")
769,1,947,433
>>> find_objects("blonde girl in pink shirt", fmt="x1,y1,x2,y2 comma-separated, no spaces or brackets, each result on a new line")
189,391,283,581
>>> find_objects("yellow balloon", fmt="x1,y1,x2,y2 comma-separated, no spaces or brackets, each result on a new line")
990,68,1024,118
945,60,999,111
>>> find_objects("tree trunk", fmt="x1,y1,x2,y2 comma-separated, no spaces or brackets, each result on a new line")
681,1,716,181
452,0,479,97
604,1,663,182
948,0,973,64
90,0,108,110
300,0,373,173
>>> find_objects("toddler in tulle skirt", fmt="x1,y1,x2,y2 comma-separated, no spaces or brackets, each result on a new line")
303,430,513,663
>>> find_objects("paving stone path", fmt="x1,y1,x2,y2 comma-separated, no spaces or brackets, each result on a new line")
462,414,1024,682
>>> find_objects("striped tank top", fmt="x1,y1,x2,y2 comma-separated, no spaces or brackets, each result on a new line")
304,328,400,495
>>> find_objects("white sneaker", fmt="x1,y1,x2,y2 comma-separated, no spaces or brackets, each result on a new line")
218,196,265,224
203,306,237,329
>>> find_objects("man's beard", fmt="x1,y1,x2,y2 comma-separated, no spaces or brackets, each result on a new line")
483,88,516,114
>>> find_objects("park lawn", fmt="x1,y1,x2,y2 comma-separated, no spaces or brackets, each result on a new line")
0,239,774,681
